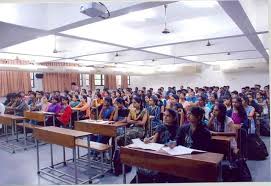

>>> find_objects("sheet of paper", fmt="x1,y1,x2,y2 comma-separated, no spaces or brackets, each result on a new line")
130,138,164,151
161,146,206,156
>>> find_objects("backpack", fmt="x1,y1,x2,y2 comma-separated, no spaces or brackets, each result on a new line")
222,159,252,182
112,148,132,176
260,120,270,136
247,134,269,160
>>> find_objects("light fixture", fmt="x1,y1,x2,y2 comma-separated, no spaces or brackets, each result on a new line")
152,59,155,62
115,52,119,57
162,4,170,34
206,40,211,46
227,52,231,55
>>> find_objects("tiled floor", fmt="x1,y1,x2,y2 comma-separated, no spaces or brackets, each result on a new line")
0,134,270,184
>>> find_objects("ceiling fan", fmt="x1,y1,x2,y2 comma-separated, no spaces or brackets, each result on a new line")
52,35,68,53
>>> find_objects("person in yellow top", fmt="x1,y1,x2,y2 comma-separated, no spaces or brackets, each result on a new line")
91,93,104,119
72,95,90,120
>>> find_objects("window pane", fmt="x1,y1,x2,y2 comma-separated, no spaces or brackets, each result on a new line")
95,74,101,80
95,80,101,86
86,79,89,86
102,79,105,85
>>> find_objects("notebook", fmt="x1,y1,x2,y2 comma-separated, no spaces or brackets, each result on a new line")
161,145,206,156
129,138,164,151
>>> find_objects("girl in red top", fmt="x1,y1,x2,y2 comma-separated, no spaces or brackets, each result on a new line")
56,96,72,127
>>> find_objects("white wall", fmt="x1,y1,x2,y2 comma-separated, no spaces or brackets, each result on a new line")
129,67,269,91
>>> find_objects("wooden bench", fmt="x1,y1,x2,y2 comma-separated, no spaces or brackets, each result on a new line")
76,139,111,152
16,123,42,129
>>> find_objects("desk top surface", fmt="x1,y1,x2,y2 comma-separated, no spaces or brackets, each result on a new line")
35,126,90,137
77,120,128,127
26,111,55,115
211,135,234,141
0,114,25,120
122,145,224,165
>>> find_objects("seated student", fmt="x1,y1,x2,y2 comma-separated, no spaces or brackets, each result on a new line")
116,96,148,146
11,94,29,116
132,109,179,183
41,95,51,112
91,93,104,119
205,92,217,111
179,92,190,109
185,90,198,103
144,95,150,108
46,96,61,126
56,96,72,128
146,95,161,131
197,95,211,120
69,95,80,108
247,93,262,114
175,106,211,151
223,95,232,111
227,97,249,130
4,93,17,114
113,97,129,123
99,97,115,121
73,95,90,120
241,96,256,134
208,103,238,153
166,94,180,110
28,92,39,111
156,93,165,113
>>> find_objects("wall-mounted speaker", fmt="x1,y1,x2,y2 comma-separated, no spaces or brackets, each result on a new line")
35,73,44,79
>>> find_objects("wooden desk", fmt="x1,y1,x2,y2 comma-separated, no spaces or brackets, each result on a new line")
75,120,129,150
33,126,91,184
120,146,224,183
211,135,234,160
0,114,25,153
24,111,56,126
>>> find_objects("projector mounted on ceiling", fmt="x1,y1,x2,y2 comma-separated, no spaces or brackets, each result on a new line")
80,2,110,19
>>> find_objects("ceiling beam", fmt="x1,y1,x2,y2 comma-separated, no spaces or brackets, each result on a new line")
218,1,269,62
50,1,177,33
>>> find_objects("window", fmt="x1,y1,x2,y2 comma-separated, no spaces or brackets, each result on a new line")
30,72,35,88
80,74,83,87
116,75,121,88
94,74,104,86
128,76,131,85
85,74,89,86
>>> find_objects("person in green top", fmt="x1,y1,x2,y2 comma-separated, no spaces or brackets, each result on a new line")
69,95,80,108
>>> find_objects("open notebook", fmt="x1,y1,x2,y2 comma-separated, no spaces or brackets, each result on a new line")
129,138,164,151
161,146,206,156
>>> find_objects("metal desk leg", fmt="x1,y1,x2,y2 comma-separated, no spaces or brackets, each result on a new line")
77,146,80,159
218,161,223,182
12,120,15,153
36,139,40,174
123,163,126,184
15,121,18,142
101,152,104,176
76,111,79,121
136,167,139,183
50,144,54,168
5,124,8,143
124,127,127,146
53,115,55,126
96,108,98,120
87,136,91,183
73,148,78,184
23,120,27,150
63,146,66,166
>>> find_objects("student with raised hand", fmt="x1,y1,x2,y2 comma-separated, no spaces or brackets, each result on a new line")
241,96,256,134
174,106,211,151
146,95,161,131
116,96,148,146
70,95,80,108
